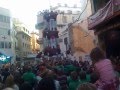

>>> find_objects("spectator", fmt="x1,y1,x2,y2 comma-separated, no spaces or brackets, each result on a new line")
38,63,51,78
5,74,19,90
22,66,36,87
79,71,89,84
20,82,32,90
57,70,68,90
0,74,3,90
68,71,80,90
37,77,56,90
90,72,99,84
90,47,119,90
1,68,10,83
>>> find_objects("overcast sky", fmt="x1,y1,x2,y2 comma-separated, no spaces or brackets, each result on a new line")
0,0,81,32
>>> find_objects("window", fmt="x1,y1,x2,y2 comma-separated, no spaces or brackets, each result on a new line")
0,42,12,48
23,43,24,47
8,42,11,48
3,16,5,22
0,42,4,48
2,42,4,48
8,30,10,35
5,42,8,48
0,15,10,23
6,17,10,23
0,15,3,22
15,42,16,48
64,37,68,45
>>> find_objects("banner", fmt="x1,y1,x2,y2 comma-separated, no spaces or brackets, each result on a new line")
88,0,112,29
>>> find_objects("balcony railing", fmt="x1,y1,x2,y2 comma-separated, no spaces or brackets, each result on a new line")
88,0,120,30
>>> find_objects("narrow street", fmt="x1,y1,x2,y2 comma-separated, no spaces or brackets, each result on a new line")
0,0,120,90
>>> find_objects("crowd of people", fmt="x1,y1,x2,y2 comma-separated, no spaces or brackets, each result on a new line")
0,47,120,90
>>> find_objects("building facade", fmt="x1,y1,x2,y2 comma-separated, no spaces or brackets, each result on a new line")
0,7,16,63
54,5,81,57
36,11,60,56
13,19,32,60
70,0,95,61
88,0,120,58
69,23,95,61
31,32,40,54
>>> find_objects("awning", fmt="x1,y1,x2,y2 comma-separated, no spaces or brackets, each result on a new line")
88,0,120,30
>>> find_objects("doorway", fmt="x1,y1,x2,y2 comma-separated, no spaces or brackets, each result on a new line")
99,29,120,58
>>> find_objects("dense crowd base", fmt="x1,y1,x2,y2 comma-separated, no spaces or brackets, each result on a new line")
0,58,119,90
0,47,120,90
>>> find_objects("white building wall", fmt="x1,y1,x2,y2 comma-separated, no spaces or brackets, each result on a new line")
59,31,69,57
57,11,80,57
0,7,15,64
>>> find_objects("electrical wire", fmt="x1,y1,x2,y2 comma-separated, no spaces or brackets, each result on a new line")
68,0,89,28
70,0,92,38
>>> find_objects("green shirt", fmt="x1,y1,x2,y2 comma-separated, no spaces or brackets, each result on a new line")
56,65,64,71
64,65,76,73
79,74,90,85
22,71,36,84
86,74,90,82
68,79,80,90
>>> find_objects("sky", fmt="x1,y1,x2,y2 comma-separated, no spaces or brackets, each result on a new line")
0,0,81,32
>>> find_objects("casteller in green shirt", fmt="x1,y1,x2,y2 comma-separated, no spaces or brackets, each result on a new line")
68,79,80,90
22,71,36,85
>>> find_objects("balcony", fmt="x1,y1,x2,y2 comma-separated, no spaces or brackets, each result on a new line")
88,0,120,30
